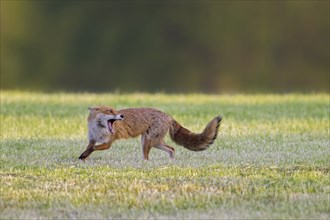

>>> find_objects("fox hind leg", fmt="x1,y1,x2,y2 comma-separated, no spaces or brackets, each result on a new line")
141,134,153,160
141,135,175,160
141,123,170,160
154,142,175,159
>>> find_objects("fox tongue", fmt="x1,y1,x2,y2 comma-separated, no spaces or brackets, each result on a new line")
108,121,114,134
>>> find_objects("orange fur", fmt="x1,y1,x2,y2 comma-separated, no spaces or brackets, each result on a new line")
79,106,222,161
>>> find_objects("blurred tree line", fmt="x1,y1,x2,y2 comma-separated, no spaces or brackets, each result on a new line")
1,1,329,93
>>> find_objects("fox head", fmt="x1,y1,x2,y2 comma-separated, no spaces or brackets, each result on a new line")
88,106,124,134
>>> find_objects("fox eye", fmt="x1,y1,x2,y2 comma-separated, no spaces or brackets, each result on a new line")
107,109,113,114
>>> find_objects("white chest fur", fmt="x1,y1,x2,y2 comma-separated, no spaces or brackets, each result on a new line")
88,121,111,143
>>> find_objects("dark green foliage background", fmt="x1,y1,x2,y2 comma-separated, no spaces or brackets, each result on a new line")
1,1,329,93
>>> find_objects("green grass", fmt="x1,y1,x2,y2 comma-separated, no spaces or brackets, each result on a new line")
0,91,329,219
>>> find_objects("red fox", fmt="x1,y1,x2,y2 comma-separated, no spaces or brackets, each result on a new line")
78,106,222,161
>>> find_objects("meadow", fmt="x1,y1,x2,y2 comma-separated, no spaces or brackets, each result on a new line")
0,91,329,219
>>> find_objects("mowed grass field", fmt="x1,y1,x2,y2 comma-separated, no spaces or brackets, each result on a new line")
0,91,329,219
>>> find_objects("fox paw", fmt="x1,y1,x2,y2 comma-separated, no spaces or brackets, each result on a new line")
78,154,87,161
78,150,92,161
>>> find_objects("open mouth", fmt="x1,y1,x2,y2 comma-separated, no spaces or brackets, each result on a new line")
107,119,116,134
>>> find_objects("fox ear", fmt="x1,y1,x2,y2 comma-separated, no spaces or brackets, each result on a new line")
88,106,99,111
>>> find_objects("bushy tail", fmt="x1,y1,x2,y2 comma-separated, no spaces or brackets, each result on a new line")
169,116,222,151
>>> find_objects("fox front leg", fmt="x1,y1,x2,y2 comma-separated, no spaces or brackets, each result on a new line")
78,140,96,161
